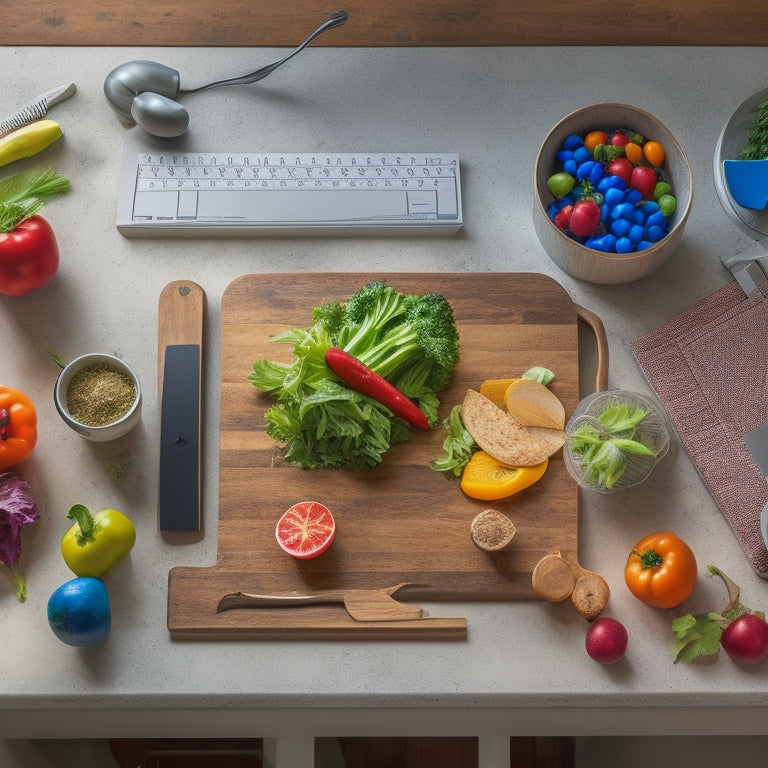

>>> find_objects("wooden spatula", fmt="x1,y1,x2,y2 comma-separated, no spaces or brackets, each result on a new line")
216,582,426,622
532,552,609,621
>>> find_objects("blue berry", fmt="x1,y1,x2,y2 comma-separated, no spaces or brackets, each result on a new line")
604,186,625,207
610,218,631,237
563,134,584,151
573,146,591,164
615,237,634,254
628,224,645,243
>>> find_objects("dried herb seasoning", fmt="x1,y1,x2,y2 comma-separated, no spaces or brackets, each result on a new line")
66,363,136,426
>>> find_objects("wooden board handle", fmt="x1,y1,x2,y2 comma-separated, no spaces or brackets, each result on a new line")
158,281,206,395
576,304,609,393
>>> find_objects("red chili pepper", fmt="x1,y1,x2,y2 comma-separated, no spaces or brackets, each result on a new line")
324,347,429,431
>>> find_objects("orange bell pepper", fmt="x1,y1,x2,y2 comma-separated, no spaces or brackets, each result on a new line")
460,450,548,500
0,385,37,471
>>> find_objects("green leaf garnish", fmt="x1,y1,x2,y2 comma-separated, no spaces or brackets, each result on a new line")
521,366,555,385
569,402,655,489
0,168,70,232
672,613,723,663
430,404,477,477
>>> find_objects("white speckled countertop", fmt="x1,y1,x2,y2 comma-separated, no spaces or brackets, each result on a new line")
1,45,767,765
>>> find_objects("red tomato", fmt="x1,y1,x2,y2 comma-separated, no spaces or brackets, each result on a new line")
607,158,634,186
0,215,60,296
553,204,573,231
609,130,630,147
275,501,336,560
569,200,600,237
630,166,658,200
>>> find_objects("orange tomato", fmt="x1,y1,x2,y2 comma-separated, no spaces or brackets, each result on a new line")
624,531,697,608
584,131,608,155
624,142,644,166
643,140,666,167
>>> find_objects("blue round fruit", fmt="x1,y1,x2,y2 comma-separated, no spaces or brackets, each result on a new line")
47,577,112,648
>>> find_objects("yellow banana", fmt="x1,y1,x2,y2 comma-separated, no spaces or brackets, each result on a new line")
0,119,63,168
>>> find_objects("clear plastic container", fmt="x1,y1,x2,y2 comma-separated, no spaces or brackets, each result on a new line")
563,390,670,493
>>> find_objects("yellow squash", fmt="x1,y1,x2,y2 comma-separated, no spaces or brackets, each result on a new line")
460,449,548,500
0,119,63,168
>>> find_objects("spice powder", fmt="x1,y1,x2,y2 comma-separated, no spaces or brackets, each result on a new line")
66,363,136,426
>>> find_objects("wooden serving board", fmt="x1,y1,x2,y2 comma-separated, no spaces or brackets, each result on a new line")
168,273,585,639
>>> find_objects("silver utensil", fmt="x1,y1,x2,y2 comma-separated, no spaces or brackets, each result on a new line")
0,83,76,137
103,10,348,138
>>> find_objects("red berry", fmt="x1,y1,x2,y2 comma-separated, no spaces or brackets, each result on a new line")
553,205,573,231
569,200,601,237
607,158,633,186
630,166,658,200
610,130,630,147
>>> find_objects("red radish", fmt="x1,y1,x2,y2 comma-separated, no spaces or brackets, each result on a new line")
609,130,630,147
275,501,336,560
585,617,628,664
630,166,658,200
325,347,429,430
720,614,768,664
569,200,601,237
607,158,634,186
553,204,573,231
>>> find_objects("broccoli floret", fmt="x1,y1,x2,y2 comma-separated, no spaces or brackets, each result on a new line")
341,281,410,354
353,291,460,391
312,300,347,341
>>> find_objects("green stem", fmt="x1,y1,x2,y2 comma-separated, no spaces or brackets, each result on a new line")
2,561,27,602
67,504,98,546
634,548,664,569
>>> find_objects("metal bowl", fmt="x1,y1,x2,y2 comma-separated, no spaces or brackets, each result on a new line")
714,85,768,238
534,103,694,284
54,353,142,442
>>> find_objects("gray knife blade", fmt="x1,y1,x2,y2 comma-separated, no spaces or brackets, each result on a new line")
745,418,768,552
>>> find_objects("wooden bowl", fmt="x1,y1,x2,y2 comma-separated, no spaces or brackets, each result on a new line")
533,103,693,284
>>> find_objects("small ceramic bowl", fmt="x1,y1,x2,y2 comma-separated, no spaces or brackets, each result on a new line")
563,390,670,494
533,103,694,284
54,353,142,441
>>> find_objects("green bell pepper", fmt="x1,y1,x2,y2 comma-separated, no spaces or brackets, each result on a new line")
61,503,136,577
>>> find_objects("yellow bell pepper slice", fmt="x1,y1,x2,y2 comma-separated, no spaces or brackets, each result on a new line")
460,450,548,500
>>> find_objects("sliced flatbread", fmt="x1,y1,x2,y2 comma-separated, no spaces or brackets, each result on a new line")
461,389,566,467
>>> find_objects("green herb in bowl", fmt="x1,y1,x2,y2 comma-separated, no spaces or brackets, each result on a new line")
564,391,670,493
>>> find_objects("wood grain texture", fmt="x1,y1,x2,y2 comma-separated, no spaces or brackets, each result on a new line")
157,280,206,393
167,272,585,640
4,0,767,46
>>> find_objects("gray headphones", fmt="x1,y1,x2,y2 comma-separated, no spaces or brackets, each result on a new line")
103,10,348,138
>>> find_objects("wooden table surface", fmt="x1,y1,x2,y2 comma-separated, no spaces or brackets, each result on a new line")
5,0,767,47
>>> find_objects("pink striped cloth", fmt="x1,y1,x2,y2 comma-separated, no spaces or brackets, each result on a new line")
630,278,768,577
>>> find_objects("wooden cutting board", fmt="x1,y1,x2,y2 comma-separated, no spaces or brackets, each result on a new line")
168,273,589,639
